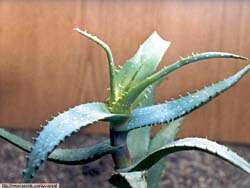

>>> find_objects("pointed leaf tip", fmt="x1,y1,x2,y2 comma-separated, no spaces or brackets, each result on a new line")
124,138,250,175
22,103,121,182
120,52,248,108
122,65,250,131
112,31,170,113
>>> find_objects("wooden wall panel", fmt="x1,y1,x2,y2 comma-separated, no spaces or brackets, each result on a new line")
0,0,250,143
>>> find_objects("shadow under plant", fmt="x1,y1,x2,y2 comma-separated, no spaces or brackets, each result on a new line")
0,28,250,188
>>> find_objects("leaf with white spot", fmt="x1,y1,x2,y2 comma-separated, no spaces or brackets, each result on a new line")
22,102,125,182
117,52,247,111
117,65,250,131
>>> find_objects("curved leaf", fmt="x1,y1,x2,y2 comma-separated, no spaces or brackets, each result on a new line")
112,32,170,113
117,52,247,110
122,65,250,131
123,138,250,174
147,118,184,188
127,83,160,163
74,28,117,104
48,141,118,165
23,102,122,182
0,128,118,165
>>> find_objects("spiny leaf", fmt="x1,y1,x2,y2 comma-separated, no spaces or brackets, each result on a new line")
130,80,161,111
74,28,117,104
23,102,122,182
146,118,184,188
127,83,160,163
0,128,118,165
109,171,147,188
122,138,250,174
117,52,247,110
120,65,250,131
112,32,170,113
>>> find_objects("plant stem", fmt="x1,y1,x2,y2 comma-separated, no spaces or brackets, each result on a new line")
110,128,132,169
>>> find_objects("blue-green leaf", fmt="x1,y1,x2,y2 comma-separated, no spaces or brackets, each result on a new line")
74,28,117,105
149,118,185,152
127,82,160,163
123,138,250,174
48,141,118,165
146,118,184,188
118,52,247,110
123,65,250,131
127,127,151,163
23,102,123,182
0,128,118,165
0,128,32,152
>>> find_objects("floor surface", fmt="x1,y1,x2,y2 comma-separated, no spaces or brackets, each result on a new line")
0,129,249,188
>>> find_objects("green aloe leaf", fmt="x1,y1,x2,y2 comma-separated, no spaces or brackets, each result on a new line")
118,52,247,110
74,28,117,104
127,127,151,163
123,138,250,174
149,118,185,152
0,128,118,165
121,65,250,131
22,102,123,183
112,32,170,112
109,171,147,188
0,128,32,152
47,141,118,165
147,118,184,188
127,83,159,163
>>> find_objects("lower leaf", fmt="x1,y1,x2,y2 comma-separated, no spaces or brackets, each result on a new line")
0,128,118,165
23,102,122,182
123,138,250,174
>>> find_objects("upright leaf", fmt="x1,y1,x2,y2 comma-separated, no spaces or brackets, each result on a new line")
23,102,122,182
127,83,159,163
125,32,170,163
74,28,117,104
112,32,170,113
127,128,151,163
146,118,184,188
149,118,184,152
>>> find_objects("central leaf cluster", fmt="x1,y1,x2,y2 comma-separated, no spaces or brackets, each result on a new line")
109,32,170,114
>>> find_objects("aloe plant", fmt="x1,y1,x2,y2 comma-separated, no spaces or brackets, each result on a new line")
0,28,250,188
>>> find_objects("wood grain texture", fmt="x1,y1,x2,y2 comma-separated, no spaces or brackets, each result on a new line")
0,0,249,143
